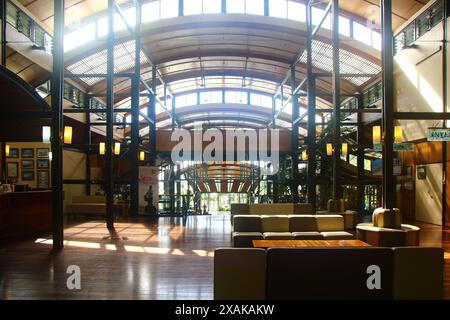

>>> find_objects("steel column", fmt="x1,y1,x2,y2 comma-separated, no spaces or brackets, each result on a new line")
306,2,317,211
85,100,91,196
130,2,142,217
1,0,6,66
332,0,342,200
291,67,300,203
442,0,448,227
51,0,65,250
381,0,395,209
357,94,365,214
148,65,157,167
106,0,115,229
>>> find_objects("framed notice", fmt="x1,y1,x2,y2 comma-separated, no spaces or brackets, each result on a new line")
37,171,50,189
22,171,35,181
21,148,34,158
21,160,34,170
37,159,49,169
393,158,402,176
8,148,19,158
37,148,50,158
7,162,18,179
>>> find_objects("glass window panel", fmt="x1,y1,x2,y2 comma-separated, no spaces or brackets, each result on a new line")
353,22,372,46
269,0,287,18
339,16,350,36
161,0,178,19
372,31,381,50
312,7,330,29
142,1,160,22
246,0,264,16
6,2,18,28
288,1,306,22
200,91,223,104
122,7,136,27
227,0,245,13
203,0,222,14
64,31,77,52
185,0,203,15
114,13,126,31
225,91,248,103
97,16,109,37
78,22,96,46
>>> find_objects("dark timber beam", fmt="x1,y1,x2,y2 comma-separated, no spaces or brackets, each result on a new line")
357,94,365,214
130,2,142,217
51,0,65,250
1,0,6,66
332,0,342,200
306,2,317,211
381,0,395,210
106,0,115,229
291,66,300,203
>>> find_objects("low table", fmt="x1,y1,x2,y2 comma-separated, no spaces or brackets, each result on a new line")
252,240,371,249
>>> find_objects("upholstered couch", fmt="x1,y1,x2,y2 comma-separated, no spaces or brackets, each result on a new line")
232,215,354,247
231,203,313,216
316,199,359,230
65,196,106,217
214,247,444,300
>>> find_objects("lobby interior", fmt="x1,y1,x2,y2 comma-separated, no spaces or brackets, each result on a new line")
0,0,449,300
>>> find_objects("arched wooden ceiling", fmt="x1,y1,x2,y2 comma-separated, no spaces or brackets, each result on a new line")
17,0,431,33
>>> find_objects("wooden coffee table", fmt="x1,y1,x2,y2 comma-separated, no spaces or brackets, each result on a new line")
252,240,371,249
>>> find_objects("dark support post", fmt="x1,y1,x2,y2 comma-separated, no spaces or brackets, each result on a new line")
306,2,317,211
148,65,157,167
381,0,394,209
1,0,6,66
291,67,299,203
357,94,365,214
106,0,115,229
130,2,142,216
271,97,279,203
51,0,65,250
1,142,6,182
85,100,91,195
221,0,226,14
332,0,342,200
178,0,184,16
442,0,448,227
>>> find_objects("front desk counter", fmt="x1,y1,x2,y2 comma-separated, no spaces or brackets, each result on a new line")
0,191,52,243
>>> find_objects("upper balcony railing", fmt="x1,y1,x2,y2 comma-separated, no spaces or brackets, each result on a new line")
394,0,447,55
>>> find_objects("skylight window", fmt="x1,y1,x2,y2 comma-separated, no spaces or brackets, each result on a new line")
203,0,222,14
227,0,245,14
339,16,350,37
250,93,272,108
353,22,372,46
142,1,160,22
225,91,248,104
287,1,306,22
312,7,331,30
269,0,287,18
200,91,223,104
97,16,109,37
161,0,178,19
176,93,198,108
246,0,264,16
185,0,203,15
372,31,382,50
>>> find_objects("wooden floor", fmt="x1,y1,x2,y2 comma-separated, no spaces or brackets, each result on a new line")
0,215,449,300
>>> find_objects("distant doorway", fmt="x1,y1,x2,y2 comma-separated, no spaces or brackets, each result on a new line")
200,193,248,215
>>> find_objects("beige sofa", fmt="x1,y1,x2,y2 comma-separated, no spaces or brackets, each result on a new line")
316,199,359,230
214,247,444,300
232,215,354,247
65,196,106,217
231,203,313,216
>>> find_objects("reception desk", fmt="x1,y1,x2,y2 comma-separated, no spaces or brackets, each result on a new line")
0,191,52,243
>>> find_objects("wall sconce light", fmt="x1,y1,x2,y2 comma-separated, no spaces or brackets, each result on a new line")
114,143,121,155
342,143,348,157
301,151,308,161
99,143,106,155
5,144,10,157
394,126,403,144
42,126,51,143
373,126,381,145
327,144,333,156
140,151,145,161
49,152,53,161
64,126,73,144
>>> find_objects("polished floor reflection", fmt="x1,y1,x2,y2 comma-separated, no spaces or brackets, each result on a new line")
0,216,449,300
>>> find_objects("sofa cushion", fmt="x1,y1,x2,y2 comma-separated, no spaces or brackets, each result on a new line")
393,247,444,300
321,231,354,240
214,248,267,300
292,232,323,240
289,215,317,232
230,204,250,215
327,199,345,212
261,216,290,233
250,204,294,215
316,215,345,232
233,215,261,232
232,232,263,248
266,248,393,300
263,232,294,240
293,204,313,215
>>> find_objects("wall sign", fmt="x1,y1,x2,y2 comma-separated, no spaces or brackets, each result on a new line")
427,128,450,141
372,143,414,152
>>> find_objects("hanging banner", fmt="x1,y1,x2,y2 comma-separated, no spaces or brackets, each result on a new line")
427,128,450,141
139,166,159,215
